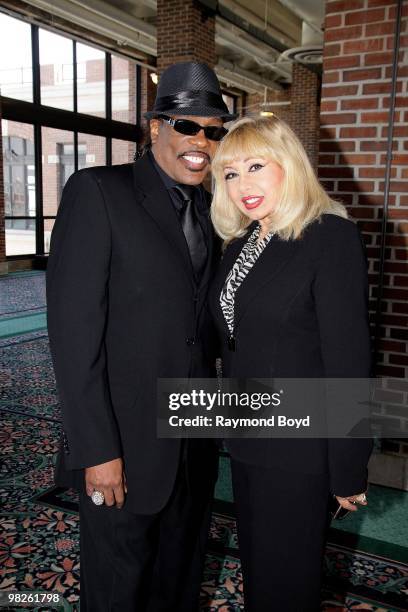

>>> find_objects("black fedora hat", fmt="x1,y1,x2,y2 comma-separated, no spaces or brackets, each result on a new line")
144,62,238,122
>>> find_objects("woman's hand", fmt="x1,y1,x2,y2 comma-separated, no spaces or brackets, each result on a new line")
335,492,368,512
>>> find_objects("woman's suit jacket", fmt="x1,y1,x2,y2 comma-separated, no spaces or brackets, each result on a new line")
210,214,373,497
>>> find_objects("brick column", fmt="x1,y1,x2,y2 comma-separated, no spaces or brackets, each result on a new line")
156,0,216,73
0,99,6,274
138,66,157,151
319,0,408,381
290,63,320,168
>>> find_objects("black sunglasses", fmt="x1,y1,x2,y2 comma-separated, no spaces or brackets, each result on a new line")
158,115,228,141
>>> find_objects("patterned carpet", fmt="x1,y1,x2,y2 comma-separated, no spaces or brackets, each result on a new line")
1,272,407,611
0,272,46,317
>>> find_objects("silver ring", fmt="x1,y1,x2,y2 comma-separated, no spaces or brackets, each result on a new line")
91,490,105,505
356,493,367,503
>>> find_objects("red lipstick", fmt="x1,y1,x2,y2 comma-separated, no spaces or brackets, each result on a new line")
241,196,264,210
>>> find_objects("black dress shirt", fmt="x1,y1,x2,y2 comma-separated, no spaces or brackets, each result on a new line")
147,149,207,222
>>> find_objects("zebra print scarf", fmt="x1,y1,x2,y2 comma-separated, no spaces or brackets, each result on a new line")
220,224,274,336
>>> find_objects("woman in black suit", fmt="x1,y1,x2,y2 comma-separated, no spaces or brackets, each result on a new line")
209,117,373,611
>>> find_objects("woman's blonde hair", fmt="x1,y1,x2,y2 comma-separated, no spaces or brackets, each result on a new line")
211,116,347,243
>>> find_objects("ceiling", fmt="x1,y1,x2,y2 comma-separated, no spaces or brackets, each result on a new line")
111,0,325,90
22,0,326,93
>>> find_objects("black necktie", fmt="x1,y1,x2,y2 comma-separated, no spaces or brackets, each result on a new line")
173,185,207,281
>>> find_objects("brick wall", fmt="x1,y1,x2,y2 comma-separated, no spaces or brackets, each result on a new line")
0,98,6,273
319,0,408,382
156,0,216,73
244,65,320,168
290,63,320,169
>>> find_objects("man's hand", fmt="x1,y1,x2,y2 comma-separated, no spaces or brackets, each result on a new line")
85,458,127,508
335,491,367,513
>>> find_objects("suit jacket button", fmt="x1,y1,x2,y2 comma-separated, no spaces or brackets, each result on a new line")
186,337,195,346
62,431,70,454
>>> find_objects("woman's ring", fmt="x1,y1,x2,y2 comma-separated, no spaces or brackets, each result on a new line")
355,493,366,503
91,490,105,505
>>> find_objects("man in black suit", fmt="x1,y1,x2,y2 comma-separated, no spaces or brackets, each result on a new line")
47,62,237,611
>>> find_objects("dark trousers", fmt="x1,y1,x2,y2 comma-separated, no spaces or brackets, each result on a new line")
231,459,331,612
79,457,212,612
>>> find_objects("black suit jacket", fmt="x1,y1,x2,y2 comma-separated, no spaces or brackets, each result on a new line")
210,215,373,497
47,154,218,514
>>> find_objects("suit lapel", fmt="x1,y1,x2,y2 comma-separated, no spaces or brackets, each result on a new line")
216,232,300,331
234,234,300,327
196,190,214,294
132,155,194,288
211,237,244,334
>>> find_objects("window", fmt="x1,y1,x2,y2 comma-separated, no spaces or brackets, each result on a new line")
78,134,106,169
1,11,142,257
77,43,106,118
222,92,237,120
112,139,137,165
112,54,137,124
2,121,36,255
57,143,87,195
42,127,75,218
0,13,33,102
58,142,81,196
39,29,74,111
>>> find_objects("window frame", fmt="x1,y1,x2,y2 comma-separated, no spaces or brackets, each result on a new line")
221,90,238,116
1,15,143,259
